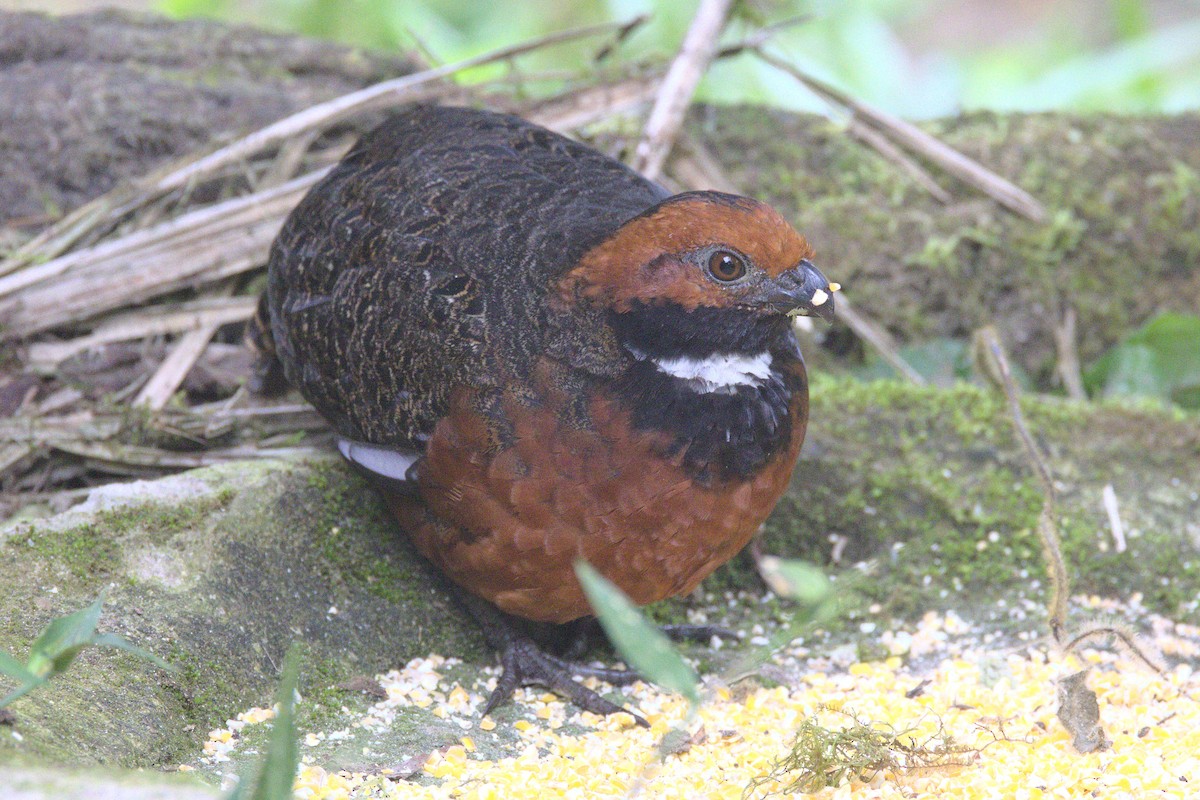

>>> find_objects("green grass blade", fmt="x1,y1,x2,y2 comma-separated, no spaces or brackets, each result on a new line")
0,678,46,708
574,560,700,708
0,649,39,685
227,646,300,800
757,557,833,604
26,595,105,678
90,633,176,673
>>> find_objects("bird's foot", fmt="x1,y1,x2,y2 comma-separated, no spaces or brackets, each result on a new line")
479,621,737,723
659,623,738,643
458,593,648,724
483,637,649,726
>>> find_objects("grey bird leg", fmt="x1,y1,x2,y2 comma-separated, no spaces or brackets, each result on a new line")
452,591,650,727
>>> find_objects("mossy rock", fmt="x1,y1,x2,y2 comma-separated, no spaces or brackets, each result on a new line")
765,378,1199,623
7,764,217,800
2,379,1197,781
0,457,481,771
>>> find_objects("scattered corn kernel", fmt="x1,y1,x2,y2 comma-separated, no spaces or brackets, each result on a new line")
180,606,1200,800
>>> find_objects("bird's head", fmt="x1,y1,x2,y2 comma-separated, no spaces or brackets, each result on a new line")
556,191,836,363
558,191,835,322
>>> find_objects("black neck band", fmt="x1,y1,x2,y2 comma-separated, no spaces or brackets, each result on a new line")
609,303,805,484
609,301,792,360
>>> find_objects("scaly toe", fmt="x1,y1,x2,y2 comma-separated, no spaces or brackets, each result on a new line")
483,638,648,726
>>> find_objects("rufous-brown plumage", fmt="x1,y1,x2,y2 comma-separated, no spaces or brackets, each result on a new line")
253,104,835,717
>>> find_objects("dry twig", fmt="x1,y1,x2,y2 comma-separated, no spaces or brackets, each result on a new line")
525,69,665,132
51,440,324,474
837,294,927,385
669,133,742,193
1101,484,1126,554
847,119,952,204
0,172,321,337
26,296,258,372
714,15,811,59
1054,306,1087,400
976,327,1066,639
977,328,1164,683
134,284,237,411
151,20,639,195
755,50,1048,222
632,0,734,180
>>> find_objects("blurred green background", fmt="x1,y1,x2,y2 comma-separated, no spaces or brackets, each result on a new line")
148,0,1200,117
6,0,1197,116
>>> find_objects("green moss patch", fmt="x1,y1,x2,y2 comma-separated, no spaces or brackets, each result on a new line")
745,377,1200,623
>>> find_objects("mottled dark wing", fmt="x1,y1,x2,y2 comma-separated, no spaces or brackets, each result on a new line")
267,223,475,447
266,105,668,449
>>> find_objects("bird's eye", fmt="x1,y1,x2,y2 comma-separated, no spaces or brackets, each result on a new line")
707,250,747,282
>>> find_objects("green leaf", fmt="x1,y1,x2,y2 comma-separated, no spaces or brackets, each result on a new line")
756,557,834,605
3,593,174,708
227,647,301,800
574,561,700,708
1085,313,1200,408
90,634,176,673
0,649,38,685
0,648,43,708
0,680,45,709
25,595,106,679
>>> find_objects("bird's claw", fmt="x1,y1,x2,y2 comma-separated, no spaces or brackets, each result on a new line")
483,637,649,727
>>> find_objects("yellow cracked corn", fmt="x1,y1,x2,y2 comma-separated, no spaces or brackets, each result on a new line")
195,607,1200,798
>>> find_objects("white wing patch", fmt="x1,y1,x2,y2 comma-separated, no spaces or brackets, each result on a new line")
337,438,420,482
650,351,774,394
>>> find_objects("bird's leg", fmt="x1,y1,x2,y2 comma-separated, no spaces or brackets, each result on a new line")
453,592,649,726
378,498,648,724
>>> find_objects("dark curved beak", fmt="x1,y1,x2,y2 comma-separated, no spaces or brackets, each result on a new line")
755,259,838,321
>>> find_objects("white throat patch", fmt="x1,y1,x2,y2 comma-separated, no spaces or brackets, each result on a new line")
647,351,774,394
